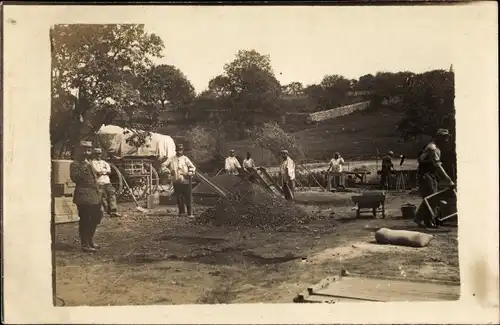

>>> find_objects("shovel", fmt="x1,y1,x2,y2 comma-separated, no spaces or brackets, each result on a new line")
120,171,149,214
95,133,149,214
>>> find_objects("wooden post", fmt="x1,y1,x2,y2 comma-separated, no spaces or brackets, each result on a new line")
188,174,193,215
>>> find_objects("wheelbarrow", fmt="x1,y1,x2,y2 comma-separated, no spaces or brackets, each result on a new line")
423,186,457,226
352,192,386,218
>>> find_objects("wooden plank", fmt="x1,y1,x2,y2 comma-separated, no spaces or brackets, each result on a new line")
53,197,79,224
294,274,460,303
315,277,460,302
307,276,338,294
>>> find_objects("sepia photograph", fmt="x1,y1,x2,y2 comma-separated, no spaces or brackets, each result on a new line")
2,3,499,324
50,22,460,307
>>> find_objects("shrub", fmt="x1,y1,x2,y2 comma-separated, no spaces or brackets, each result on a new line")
247,122,305,161
184,126,218,163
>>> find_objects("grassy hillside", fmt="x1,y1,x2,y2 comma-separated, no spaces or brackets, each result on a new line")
292,105,430,161
154,105,430,167
227,105,431,165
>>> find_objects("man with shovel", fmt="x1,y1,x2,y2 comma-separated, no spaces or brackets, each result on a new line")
414,128,455,228
70,141,103,253
161,144,196,219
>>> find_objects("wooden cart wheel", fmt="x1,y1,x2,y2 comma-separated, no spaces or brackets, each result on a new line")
124,163,160,201
146,163,160,194
109,162,124,197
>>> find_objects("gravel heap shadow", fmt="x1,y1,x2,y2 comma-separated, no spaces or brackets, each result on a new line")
197,180,315,229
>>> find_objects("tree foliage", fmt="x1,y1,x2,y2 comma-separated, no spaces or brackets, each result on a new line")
202,50,283,138
140,64,196,117
247,122,305,162
282,82,304,96
183,126,218,162
303,74,352,110
398,70,455,140
319,74,352,108
50,24,165,157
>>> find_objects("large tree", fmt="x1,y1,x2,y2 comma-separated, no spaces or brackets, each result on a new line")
398,70,456,176
398,70,455,138
282,82,304,96
208,49,283,138
50,24,165,157
140,64,196,118
303,74,351,110
319,74,352,108
371,71,415,106
356,74,376,91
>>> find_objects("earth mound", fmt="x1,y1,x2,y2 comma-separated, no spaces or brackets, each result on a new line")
197,180,320,230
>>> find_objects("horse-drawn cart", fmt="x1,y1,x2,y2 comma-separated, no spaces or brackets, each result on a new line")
97,125,176,201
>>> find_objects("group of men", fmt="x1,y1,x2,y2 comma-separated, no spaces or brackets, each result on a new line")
222,149,296,200
68,127,454,253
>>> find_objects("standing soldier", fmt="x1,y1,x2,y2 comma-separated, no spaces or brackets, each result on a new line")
414,129,455,228
225,149,241,175
90,148,121,218
279,150,296,200
326,152,345,189
161,144,196,219
70,141,103,253
380,151,395,190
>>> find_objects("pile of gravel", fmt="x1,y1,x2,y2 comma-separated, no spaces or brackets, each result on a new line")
197,180,319,230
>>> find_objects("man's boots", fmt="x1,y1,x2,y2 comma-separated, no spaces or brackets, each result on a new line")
88,222,100,250
80,223,97,252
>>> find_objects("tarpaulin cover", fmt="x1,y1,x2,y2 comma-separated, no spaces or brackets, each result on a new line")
97,124,176,159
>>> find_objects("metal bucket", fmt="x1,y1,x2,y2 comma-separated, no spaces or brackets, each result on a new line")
401,204,417,219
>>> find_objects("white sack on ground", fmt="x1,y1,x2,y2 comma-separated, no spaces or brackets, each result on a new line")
98,124,176,160
374,227,434,248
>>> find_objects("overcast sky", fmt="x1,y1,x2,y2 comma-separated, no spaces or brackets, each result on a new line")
145,6,456,94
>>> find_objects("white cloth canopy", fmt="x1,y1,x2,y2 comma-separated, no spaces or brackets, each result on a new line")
97,124,176,159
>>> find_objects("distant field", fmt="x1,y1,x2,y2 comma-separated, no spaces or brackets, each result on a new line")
228,106,430,165
155,105,430,167
291,106,429,161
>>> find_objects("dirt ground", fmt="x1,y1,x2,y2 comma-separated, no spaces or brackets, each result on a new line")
53,192,459,306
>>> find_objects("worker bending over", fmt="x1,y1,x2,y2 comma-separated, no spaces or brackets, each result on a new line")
279,150,296,200
326,152,345,189
380,151,395,190
70,141,103,253
91,148,121,218
414,129,455,228
161,144,196,219
225,149,241,175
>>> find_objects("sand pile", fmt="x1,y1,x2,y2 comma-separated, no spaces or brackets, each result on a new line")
197,180,319,230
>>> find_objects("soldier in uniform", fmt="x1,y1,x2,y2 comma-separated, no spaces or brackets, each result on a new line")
414,128,455,228
70,141,103,252
380,151,395,190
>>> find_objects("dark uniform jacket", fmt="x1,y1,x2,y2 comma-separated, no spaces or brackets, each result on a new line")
381,155,394,174
70,159,102,205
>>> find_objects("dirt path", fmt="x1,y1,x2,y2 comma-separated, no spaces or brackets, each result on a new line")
53,193,459,306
